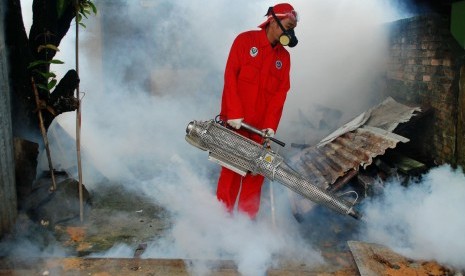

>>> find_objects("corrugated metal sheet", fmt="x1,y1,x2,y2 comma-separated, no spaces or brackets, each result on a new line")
293,126,410,190
288,98,421,217
291,97,421,191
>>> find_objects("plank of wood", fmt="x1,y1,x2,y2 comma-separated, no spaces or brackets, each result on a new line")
347,241,406,276
347,241,452,276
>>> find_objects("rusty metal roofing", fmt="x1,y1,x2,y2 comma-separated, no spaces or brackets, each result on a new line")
290,97,421,191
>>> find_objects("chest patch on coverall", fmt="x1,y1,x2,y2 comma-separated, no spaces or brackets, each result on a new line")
250,47,258,57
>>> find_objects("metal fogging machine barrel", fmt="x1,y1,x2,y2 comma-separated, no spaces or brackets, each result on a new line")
185,119,361,220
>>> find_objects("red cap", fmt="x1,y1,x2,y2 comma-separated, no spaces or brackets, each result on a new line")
258,3,298,29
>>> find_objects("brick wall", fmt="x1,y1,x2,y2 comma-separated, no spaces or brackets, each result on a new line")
383,15,465,167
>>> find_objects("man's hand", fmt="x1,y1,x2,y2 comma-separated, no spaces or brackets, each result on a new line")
227,118,244,129
262,128,275,148
263,128,275,138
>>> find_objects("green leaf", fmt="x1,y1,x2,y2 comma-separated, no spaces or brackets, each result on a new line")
38,71,57,79
37,83,49,91
49,59,65,65
81,10,89,19
75,0,97,27
79,22,87,28
37,44,60,53
28,59,64,69
89,2,97,14
28,60,50,69
47,79,58,90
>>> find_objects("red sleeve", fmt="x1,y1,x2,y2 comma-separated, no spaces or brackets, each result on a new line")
221,35,245,120
263,55,291,132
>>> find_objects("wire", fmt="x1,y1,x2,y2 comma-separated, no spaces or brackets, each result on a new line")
339,190,359,205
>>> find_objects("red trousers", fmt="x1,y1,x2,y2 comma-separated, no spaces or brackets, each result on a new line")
216,167,265,219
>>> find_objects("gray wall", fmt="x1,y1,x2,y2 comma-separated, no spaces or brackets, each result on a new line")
0,0,17,236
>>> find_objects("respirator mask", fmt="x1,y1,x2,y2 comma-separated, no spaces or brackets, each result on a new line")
268,7,298,47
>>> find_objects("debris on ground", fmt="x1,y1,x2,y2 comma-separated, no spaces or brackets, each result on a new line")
348,241,458,276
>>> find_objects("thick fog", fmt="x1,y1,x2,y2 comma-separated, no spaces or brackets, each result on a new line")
9,0,464,274
359,165,465,270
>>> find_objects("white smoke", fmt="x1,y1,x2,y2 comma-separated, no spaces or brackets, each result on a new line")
16,0,465,275
359,165,465,271
21,1,331,274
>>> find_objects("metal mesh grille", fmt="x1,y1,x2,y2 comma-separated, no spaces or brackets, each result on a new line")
272,163,353,215
189,120,262,172
186,120,355,217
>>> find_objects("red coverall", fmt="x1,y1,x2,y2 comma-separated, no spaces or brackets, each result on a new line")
217,28,291,218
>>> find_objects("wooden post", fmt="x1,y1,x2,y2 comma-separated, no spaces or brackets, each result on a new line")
75,1,84,223
31,77,56,191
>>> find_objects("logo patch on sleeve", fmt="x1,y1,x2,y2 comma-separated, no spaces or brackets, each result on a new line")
250,47,258,57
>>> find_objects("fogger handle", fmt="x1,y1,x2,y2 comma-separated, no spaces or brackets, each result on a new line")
240,122,286,147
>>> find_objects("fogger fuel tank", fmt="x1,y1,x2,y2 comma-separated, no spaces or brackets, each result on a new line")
185,120,361,219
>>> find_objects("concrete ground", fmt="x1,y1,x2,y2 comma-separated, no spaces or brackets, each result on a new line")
0,177,458,275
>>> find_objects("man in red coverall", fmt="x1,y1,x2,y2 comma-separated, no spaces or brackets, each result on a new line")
217,3,299,219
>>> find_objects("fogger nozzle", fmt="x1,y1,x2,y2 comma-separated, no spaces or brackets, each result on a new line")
186,121,195,133
185,120,361,220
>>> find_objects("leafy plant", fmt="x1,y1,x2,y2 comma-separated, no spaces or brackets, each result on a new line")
28,44,64,92
77,0,97,27
56,0,97,27
28,58,64,91
29,0,98,92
